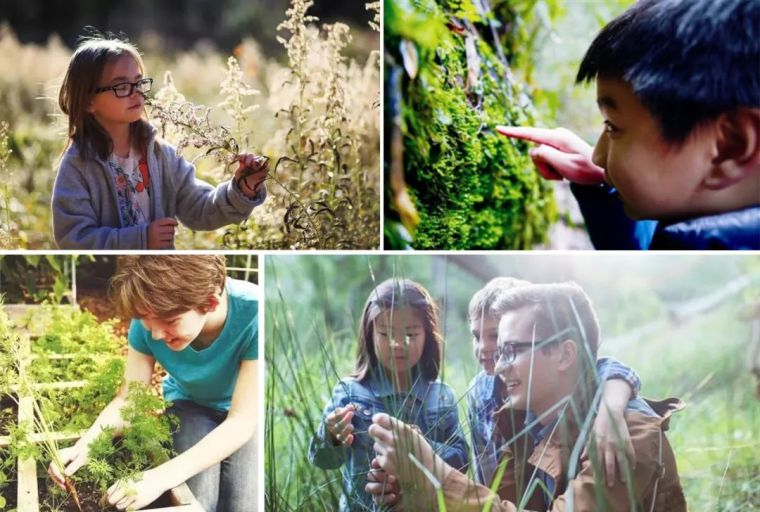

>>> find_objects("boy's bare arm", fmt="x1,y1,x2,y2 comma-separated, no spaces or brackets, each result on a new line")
48,347,156,486
121,359,258,504
587,379,636,487
496,126,606,186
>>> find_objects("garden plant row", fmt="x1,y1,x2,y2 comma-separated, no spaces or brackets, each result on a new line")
0,304,202,511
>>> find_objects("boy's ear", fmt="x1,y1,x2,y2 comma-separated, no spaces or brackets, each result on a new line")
557,339,577,371
703,108,760,190
205,295,220,312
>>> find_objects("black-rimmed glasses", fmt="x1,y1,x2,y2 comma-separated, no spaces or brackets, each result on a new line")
492,327,578,364
95,78,153,98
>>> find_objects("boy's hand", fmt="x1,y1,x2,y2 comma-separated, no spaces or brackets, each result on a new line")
234,153,268,198
326,404,356,446
48,444,89,489
584,403,636,486
147,217,177,249
366,458,402,510
496,126,606,185
106,469,168,510
369,413,451,488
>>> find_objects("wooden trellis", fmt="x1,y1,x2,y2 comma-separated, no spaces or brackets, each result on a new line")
0,305,204,512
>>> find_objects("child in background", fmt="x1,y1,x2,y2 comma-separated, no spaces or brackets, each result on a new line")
48,256,259,512
309,278,469,511
53,36,268,249
499,0,759,249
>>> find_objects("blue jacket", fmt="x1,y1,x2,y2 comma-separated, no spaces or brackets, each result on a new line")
466,356,641,487
571,183,760,250
309,369,469,511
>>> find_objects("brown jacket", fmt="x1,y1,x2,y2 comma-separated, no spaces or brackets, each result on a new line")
442,397,688,511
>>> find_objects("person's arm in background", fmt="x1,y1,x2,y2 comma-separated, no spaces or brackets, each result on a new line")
496,126,656,249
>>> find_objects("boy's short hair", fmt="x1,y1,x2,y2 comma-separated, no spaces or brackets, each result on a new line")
467,277,531,322
577,0,760,143
490,281,601,357
110,256,227,319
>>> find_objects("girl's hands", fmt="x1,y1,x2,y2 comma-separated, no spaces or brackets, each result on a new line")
48,444,89,489
106,469,169,511
147,217,177,249
326,404,356,446
234,153,268,198
496,126,606,185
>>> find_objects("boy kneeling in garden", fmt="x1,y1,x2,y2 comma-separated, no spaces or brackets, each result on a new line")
49,255,259,512
369,282,687,511
499,0,760,249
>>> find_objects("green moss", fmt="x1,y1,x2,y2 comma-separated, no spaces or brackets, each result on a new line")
385,0,557,249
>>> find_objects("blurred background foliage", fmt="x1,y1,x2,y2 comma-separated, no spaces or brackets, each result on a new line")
2,0,375,58
266,254,760,510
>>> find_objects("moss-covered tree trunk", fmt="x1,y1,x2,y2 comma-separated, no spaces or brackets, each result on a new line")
384,0,556,249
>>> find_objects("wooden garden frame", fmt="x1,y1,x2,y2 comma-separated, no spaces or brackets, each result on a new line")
0,305,204,511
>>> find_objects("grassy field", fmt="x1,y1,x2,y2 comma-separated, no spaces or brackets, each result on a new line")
0,0,380,249
265,254,760,511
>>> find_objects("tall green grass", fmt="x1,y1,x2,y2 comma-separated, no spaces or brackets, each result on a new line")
265,255,760,511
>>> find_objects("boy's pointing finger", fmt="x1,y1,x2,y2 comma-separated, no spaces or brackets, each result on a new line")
497,126,560,146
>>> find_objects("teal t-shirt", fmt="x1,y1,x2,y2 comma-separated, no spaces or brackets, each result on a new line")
128,278,259,411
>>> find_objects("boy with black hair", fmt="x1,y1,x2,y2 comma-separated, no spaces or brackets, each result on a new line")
499,0,760,249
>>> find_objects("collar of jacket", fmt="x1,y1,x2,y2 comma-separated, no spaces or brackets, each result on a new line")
363,366,432,401
653,206,760,249
504,398,684,496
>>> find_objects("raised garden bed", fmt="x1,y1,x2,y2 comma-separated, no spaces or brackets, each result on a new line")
0,305,203,511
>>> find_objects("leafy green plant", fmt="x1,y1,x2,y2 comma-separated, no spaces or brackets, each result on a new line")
0,255,73,305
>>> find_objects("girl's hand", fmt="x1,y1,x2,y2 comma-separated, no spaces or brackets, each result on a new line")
106,469,168,511
48,444,89,490
147,217,177,249
326,404,356,446
234,153,268,198
496,126,606,185
584,403,636,486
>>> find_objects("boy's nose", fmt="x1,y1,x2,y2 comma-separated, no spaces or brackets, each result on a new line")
592,131,608,169
150,327,166,340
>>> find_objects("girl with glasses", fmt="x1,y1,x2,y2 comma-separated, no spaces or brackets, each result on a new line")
53,35,268,249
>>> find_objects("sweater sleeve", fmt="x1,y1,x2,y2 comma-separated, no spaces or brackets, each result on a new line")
52,161,147,249
570,183,657,250
165,147,266,231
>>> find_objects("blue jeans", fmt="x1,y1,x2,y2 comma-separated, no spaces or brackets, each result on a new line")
167,400,258,512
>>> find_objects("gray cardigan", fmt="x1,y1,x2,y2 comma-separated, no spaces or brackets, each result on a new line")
52,126,266,249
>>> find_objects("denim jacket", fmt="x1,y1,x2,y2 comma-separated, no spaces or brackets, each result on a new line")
467,356,641,486
309,368,470,511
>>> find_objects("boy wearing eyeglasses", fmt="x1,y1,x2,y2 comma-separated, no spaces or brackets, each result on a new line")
53,36,268,249
464,278,641,488
368,282,686,511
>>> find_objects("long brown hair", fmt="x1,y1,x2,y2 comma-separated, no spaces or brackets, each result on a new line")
59,36,150,161
352,278,443,381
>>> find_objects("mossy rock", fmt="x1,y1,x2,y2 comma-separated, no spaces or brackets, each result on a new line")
385,0,556,249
